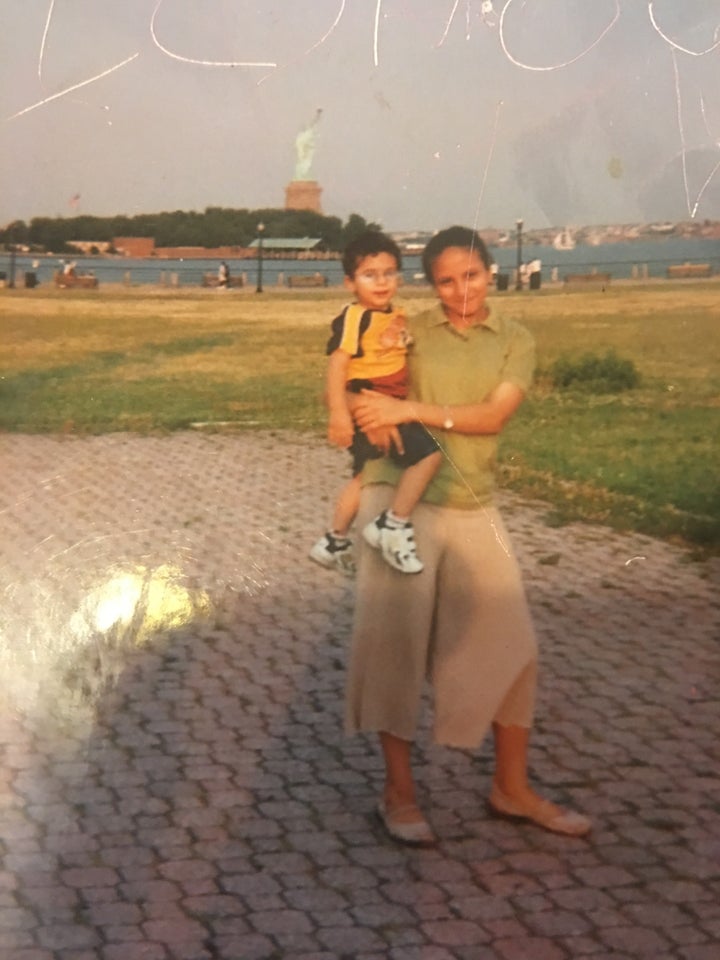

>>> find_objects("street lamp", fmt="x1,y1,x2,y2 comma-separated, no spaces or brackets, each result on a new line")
256,222,265,293
8,244,17,289
515,218,523,291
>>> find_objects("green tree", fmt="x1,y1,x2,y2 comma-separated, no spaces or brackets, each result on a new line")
341,213,382,247
1,219,29,247
15,206,383,253
28,217,69,251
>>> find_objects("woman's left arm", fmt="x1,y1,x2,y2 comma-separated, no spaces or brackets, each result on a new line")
353,381,526,436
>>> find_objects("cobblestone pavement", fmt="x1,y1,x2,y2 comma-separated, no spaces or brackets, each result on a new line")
1,431,719,960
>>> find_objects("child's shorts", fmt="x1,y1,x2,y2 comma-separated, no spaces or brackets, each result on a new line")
350,422,439,476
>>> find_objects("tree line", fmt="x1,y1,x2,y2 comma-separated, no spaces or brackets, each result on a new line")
0,208,381,254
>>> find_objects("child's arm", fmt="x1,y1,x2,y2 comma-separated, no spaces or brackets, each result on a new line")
326,349,355,448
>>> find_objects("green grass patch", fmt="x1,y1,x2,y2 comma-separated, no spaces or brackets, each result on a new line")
550,349,640,392
500,396,719,546
2,284,719,549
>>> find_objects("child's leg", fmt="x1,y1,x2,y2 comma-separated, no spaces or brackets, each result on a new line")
310,474,361,573
390,451,442,519
362,451,441,575
362,433,442,574
331,473,363,536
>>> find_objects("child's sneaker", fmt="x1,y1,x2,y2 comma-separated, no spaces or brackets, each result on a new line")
309,532,355,575
362,511,424,574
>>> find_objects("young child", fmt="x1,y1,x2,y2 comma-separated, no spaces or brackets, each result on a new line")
310,231,442,575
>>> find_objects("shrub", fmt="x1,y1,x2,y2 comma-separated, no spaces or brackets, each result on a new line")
550,349,640,393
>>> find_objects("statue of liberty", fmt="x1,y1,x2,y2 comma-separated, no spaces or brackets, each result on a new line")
294,108,323,181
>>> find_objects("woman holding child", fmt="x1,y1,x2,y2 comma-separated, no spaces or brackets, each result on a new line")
346,226,591,845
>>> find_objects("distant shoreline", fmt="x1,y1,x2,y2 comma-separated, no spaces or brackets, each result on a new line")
5,234,718,287
18,250,343,262
9,227,720,262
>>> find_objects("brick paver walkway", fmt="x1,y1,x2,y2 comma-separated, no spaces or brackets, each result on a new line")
1,432,718,960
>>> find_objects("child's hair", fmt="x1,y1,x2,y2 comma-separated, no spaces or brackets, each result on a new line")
342,231,402,278
422,226,491,282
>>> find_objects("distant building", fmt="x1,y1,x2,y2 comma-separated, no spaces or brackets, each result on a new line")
391,231,436,254
109,237,334,260
153,245,247,259
67,240,112,254
113,237,156,258
247,237,324,256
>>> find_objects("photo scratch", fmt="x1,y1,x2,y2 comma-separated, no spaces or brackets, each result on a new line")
4,52,140,123
498,0,620,72
373,0,383,66
670,46,720,218
648,0,720,57
150,0,276,68
37,0,57,82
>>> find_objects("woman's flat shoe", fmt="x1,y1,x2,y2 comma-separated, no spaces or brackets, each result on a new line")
376,799,436,846
487,785,592,837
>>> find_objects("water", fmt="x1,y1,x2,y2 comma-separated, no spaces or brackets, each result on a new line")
492,235,720,281
3,236,719,288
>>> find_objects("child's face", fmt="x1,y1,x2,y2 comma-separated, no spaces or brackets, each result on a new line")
344,252,400,311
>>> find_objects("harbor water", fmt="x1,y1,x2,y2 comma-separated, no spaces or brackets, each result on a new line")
3,236,719,288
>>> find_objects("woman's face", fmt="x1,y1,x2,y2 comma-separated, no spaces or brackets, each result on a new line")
430,247,491,327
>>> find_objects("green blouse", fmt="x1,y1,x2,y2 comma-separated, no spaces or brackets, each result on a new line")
362,303,535,508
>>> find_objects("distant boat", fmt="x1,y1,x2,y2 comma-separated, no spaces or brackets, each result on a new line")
552,228,576,251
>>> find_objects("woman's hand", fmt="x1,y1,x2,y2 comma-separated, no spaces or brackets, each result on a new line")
353,390,409,431
347,391,405,454
363,424,404,456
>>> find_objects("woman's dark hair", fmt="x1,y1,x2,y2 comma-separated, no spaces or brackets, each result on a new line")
422,226,491,282
342,231,402,278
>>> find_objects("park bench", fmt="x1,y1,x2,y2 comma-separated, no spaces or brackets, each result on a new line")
287,273,328,288
53,270,98,289
564,272,611,289
202,273,244,288
666,262,712,279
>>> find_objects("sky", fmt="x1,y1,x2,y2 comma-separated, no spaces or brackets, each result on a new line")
2,1,720,232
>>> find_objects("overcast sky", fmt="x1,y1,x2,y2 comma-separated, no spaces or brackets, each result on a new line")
2,1,720,231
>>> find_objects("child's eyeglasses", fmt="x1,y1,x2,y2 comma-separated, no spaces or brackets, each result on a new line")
356,270,399,284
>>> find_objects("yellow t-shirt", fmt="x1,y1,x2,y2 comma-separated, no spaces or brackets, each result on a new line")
363,303,535,508
326,304,410,383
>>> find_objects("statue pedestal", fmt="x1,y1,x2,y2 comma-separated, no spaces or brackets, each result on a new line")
285,180,323,214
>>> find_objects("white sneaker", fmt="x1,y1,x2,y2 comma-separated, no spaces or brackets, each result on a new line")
362,511,423,574
309,533,355,575
362,511,389,550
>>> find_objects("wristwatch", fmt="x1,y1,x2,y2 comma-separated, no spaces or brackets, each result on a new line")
442,407,454,431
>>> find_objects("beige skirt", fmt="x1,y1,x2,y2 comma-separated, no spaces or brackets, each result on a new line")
345,484,538,749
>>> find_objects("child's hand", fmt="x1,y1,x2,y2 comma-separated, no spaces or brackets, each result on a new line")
328,411,354,448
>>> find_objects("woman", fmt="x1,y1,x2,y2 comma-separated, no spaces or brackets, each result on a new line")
346,226,591,845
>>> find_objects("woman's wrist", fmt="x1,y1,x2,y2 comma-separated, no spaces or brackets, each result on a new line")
405,401,420,424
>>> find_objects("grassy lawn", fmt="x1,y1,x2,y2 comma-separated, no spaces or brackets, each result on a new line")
2,283,719,549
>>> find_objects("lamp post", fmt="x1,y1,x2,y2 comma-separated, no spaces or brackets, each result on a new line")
8,244,17,289
515,218,523,291
256,222,265,293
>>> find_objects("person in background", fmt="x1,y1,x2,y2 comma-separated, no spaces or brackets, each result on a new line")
528,257,542,289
